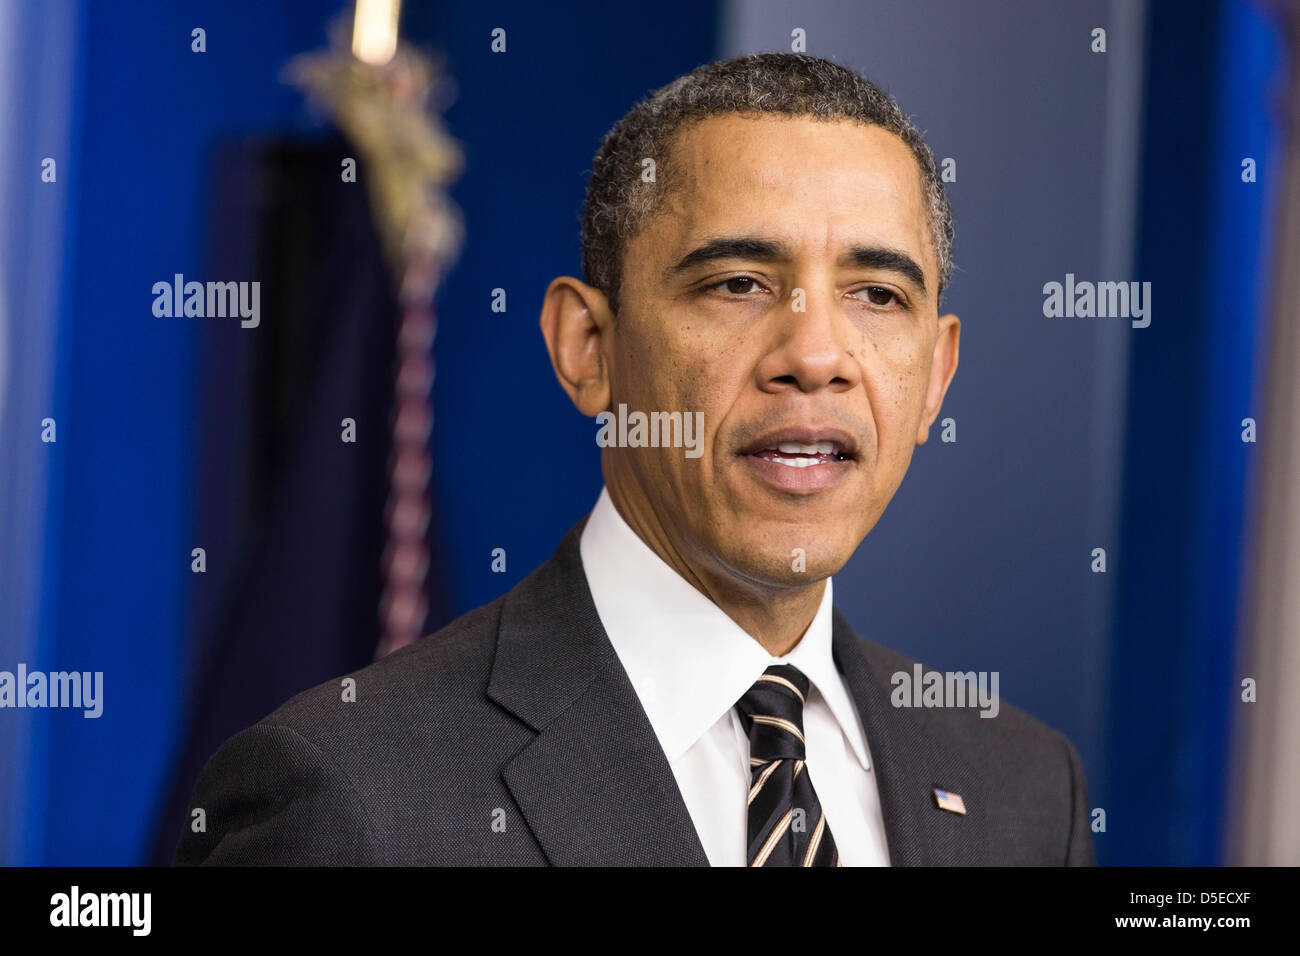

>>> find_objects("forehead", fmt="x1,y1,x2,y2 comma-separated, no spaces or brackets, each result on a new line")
651,113,934,276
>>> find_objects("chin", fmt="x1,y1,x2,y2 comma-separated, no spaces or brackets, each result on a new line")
715,534,854,589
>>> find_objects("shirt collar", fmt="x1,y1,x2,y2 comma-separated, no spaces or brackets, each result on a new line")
578,486,870,770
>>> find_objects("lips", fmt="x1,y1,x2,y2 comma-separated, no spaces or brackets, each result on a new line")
751,440,846,468
738,427,859,465
736,426,859,493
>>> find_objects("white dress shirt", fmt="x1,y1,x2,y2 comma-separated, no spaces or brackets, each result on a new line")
578,486,892,866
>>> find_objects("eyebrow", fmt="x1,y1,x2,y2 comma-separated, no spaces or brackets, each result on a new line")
665,235,929,297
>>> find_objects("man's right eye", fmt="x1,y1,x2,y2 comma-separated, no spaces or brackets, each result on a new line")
705,276,763,296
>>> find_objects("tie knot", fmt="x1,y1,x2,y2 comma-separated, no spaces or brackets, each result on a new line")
735,664,810,761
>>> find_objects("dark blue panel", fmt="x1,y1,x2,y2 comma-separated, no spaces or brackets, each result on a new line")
1106,0,1281,865
41,0,347,865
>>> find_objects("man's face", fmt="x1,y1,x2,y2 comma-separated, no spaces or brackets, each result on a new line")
603,113,958,590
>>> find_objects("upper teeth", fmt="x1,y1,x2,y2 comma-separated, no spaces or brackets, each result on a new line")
776,441,838,455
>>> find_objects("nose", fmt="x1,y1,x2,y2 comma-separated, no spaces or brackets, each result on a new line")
753,287,862,395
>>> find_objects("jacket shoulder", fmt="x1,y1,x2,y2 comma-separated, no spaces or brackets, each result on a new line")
260,595,505,737
844,627,1096,865
175,592,539,865
850,629,1074,758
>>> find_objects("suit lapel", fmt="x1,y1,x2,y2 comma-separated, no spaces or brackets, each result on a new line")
832,607,989,866
486,516,986,866
488,518,709,866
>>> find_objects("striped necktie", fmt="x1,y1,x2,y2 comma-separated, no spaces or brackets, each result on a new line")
735,664,840,866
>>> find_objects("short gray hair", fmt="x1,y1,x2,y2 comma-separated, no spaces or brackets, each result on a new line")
580,53,954,314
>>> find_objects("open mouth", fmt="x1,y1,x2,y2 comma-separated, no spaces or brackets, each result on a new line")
749,440,851,468
736,427,859,493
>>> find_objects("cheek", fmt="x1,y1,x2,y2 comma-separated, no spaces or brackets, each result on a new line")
857,316,920,364
611,327,734,479
859,332,931,452
646,321,748,418
614,322,680,407
622,348,704,417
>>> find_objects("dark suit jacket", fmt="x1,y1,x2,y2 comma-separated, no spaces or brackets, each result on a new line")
173,516,1097,866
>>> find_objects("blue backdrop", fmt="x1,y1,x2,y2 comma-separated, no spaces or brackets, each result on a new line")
0,0,1284,865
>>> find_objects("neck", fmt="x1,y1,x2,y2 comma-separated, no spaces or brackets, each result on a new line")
605,481,826,657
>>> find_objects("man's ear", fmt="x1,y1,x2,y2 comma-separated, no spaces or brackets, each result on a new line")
916,312,960,445
539,276,614,417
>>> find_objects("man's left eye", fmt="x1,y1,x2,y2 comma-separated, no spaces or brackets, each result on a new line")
861,286,899,306
710,276,761,295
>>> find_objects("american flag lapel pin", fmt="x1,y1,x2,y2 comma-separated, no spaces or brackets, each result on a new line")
933,788,967,815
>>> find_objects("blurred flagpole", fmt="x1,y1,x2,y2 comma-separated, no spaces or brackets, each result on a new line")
1231,0,1300,865
286,0,463,659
